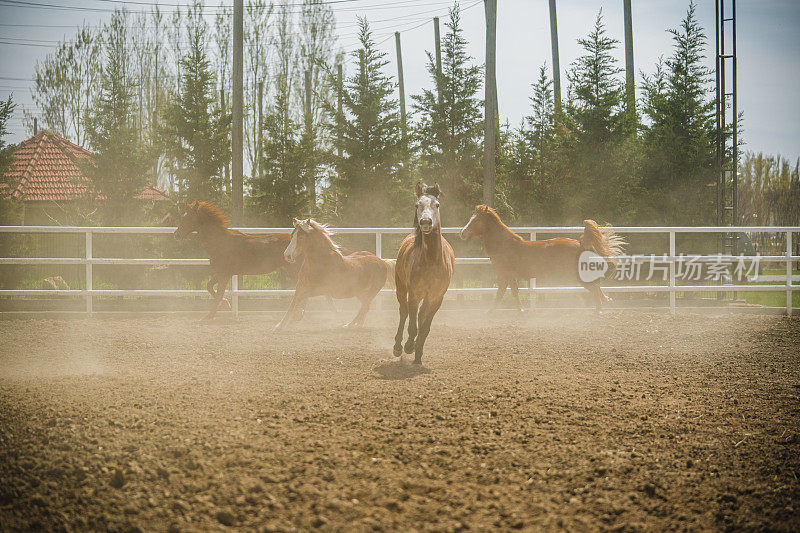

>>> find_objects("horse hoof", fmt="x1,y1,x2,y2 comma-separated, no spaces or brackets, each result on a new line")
393,345,402,357
412,357,422,365
404,340,415,354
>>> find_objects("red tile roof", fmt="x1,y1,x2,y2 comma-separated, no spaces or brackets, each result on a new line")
1,130,169,202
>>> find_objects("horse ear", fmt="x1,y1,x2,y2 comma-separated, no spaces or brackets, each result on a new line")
292,218,299,227
415,181,424,198
431,183,442,198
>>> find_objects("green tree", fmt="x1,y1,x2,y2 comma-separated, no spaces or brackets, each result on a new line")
501,65,561,223
0,96,22,224
0,96,15,178
323,18,405,225
561,10,639,223
160,6,230,203
411,1,483,221
567,10,624,144
738,152,800,228
640,0,716,225
83,11,152,225
28,24,103,145
250,3,309,225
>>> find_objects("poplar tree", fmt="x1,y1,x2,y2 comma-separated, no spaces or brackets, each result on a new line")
250,3,308,225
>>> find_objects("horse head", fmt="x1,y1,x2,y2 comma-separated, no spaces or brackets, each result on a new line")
414,181,442,236
284,218,341,263
460,204,493,240
174,201,201,240
285,218,310,263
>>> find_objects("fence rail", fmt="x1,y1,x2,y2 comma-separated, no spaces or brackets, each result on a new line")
0,225,796,316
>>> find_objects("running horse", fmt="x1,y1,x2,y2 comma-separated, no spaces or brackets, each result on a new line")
393,182,455,365
459,205,625,311
174,201,298,320
274,218,390,330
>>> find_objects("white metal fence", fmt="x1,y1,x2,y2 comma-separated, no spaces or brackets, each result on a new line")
0,225,796,315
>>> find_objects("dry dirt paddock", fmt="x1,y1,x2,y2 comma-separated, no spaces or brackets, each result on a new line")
1,310,799,532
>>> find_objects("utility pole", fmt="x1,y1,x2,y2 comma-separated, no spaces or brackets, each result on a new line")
395,32,407,141
337,63,343,160
434,17,442,105
256,80,263,180
221,88,230,194
623,0,635,114
483,0,497,207
548,0,561,116
305,69,315,202
232,0,244,223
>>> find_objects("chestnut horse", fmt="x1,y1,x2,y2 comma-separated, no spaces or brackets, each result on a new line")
460,205,625,311
174,201,298,320
274,218,390,330
393,182,455,365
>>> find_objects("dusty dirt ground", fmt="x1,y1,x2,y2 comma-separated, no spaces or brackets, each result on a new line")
1,309,799,532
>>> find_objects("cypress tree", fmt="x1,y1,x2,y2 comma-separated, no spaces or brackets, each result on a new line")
324,18,404,225
160,14,230,204
411,1,483,221
83,12,152,225
640,0,716,224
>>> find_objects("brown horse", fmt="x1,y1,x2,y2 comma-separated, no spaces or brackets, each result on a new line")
393,182,455,365
274,218,390,330
174,201,298,320
459,205,625,311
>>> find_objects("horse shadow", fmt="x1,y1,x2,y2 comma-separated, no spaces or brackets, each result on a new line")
373,359,431,380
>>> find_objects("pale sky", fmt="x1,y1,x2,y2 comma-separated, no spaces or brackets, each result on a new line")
1,0,798,159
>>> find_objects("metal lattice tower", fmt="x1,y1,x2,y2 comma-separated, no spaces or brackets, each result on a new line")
716,0,738,250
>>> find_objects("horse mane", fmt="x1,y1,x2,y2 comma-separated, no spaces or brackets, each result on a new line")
476,205,523,242
194,202,237,234
304,219,343,256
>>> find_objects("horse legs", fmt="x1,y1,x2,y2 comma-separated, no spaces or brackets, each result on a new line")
586,283,610,311
275,290,308,330
206,275,231,311
203,276,230,320
345,296,371,328
393,287,409,357
404,296,420,354
509,279,524,312
489,279,509,312
413,296,444,365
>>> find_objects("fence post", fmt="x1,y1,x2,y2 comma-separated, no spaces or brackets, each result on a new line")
669,231,676,315
232,275,239,317
85,230,93,316
529,231,536,310
375,232,383,311
787,230,793,316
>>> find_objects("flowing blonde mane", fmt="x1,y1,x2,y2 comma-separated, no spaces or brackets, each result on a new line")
301,218,342,256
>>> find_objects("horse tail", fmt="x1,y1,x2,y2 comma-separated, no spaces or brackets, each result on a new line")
383,259,397,289
580,220,626,270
